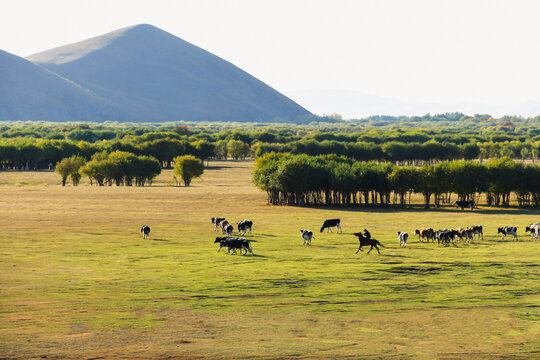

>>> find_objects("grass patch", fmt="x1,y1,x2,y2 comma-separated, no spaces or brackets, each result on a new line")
1,161,539,359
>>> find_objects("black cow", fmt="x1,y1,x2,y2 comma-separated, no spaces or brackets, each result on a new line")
498,226,518,241
320,219,342,233
214,237,255,255
354,231,384,254
237,220,253,235
141,225,150,239
454,200,474,211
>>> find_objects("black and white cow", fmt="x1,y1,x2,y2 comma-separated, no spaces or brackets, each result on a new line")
212,217,226,231
141,225,150,239
525,223,540,240
300,229,314,245
454,200,474,211
219,220,230,234
237,220,253,235
398,231,408,248
223,223,234,236
498,226,518,241
470,225,483,241
214,237,255,255
320,219,342,233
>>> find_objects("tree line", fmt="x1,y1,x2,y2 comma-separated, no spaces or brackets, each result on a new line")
57,151,162,186
1,117,539,171
253,154,540,208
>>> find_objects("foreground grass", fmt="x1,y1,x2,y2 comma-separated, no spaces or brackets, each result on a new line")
1,161,539,359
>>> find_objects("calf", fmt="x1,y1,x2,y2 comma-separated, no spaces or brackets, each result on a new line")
320,219,342,233
454,200,474,211
300,229,314,246
354,231,384,254
498,226,518,241
141,225,150,239
398,231,408,248
237,220,253,235
211,217,226,231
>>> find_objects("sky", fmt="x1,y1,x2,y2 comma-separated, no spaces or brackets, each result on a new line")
2,0,540,118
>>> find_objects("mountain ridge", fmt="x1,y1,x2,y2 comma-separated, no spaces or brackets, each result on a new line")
24,24,310,123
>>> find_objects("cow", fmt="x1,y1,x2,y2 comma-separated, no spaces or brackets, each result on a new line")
398,232,408,248
454,200,474,211
434,229,453,246
525,224,540,240
320,219,342,233
211,217,226,231
141,225,150,239
498,226,518,241
470,225,483,241
214,237,255,255
223,223,234,236
237,220,253,235
300,229,314,245
459,228,474,242
354,231,384,254
219,220,230,234
415,228,434,242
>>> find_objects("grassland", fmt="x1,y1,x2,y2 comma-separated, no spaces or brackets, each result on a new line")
1,161,539,359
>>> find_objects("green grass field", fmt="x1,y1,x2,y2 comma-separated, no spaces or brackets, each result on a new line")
1,161,539,359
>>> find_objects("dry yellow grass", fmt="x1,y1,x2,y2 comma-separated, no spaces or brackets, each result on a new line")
1,161,539,359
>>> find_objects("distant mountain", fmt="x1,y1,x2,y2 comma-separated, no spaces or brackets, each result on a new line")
289,89,540,119
27,24,310,123
0,49,124,121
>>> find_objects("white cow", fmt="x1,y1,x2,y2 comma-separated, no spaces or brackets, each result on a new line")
398,231,408,248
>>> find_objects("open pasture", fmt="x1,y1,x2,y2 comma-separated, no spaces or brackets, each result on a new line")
1,161,540,359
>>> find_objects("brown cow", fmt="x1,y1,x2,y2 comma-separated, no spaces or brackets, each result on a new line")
415,228,434,242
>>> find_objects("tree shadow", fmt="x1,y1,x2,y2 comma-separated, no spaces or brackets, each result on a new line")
302,205,540,216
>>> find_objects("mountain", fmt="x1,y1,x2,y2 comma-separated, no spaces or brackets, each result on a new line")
0,49,124,121
27,24,310,123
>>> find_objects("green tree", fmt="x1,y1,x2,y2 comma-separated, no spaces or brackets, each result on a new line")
173,155,204,186
55,156,86,186
227,140,249,160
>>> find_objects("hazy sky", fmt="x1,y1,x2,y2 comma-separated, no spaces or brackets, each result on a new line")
2,0,540,118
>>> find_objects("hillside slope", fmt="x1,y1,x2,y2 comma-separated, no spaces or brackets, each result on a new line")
28,24,310,122
0,49,123,121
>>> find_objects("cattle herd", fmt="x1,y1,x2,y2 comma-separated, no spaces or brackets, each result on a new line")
413,225,484,246
139,220,540,256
